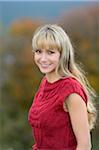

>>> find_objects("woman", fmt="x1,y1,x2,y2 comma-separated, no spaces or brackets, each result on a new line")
28,24,97,150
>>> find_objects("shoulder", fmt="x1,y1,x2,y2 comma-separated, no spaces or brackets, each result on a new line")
61,76,82,92
60,77,88,105
62,76,81,86
40,76,47,85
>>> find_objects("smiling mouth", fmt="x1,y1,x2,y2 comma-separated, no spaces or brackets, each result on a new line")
40,64,51,68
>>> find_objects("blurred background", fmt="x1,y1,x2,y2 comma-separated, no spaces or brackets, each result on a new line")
0,1,99,150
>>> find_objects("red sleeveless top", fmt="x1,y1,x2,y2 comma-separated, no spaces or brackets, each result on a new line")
28,77,88,150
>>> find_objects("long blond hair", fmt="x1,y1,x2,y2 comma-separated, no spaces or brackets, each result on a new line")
32,24,97,130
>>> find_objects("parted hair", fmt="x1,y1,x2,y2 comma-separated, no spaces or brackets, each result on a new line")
32,24,97,130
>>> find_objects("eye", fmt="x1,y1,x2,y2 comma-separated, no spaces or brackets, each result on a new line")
48,50,55,54
35,49,41,54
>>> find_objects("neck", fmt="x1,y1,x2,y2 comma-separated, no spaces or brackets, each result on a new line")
45,72,61,83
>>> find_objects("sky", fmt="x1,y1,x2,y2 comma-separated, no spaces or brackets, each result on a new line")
0,1,97,26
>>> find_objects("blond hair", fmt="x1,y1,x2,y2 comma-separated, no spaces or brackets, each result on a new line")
32,24,97,130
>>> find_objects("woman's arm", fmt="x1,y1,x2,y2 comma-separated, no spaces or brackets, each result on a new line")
64,93,91,150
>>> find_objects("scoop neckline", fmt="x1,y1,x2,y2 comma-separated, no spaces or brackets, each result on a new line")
45,76,71,85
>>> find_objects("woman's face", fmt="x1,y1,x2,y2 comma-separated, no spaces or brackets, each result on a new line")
34,48,60,75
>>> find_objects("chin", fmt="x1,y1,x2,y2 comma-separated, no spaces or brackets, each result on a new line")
40,70,51,74
39,68,54,74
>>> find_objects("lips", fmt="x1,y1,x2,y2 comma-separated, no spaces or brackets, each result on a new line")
40,64,50,68
41,64,50,66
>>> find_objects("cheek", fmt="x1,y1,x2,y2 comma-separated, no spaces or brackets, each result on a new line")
34,54,38,65
50,56,60,66
55,54,60,63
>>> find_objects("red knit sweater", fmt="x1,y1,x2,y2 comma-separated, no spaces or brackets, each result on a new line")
28,76,88,150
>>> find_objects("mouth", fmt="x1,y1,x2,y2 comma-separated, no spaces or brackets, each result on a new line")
40,64,51,68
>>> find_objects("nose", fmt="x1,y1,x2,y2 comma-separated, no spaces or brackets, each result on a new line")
40,53,48,62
